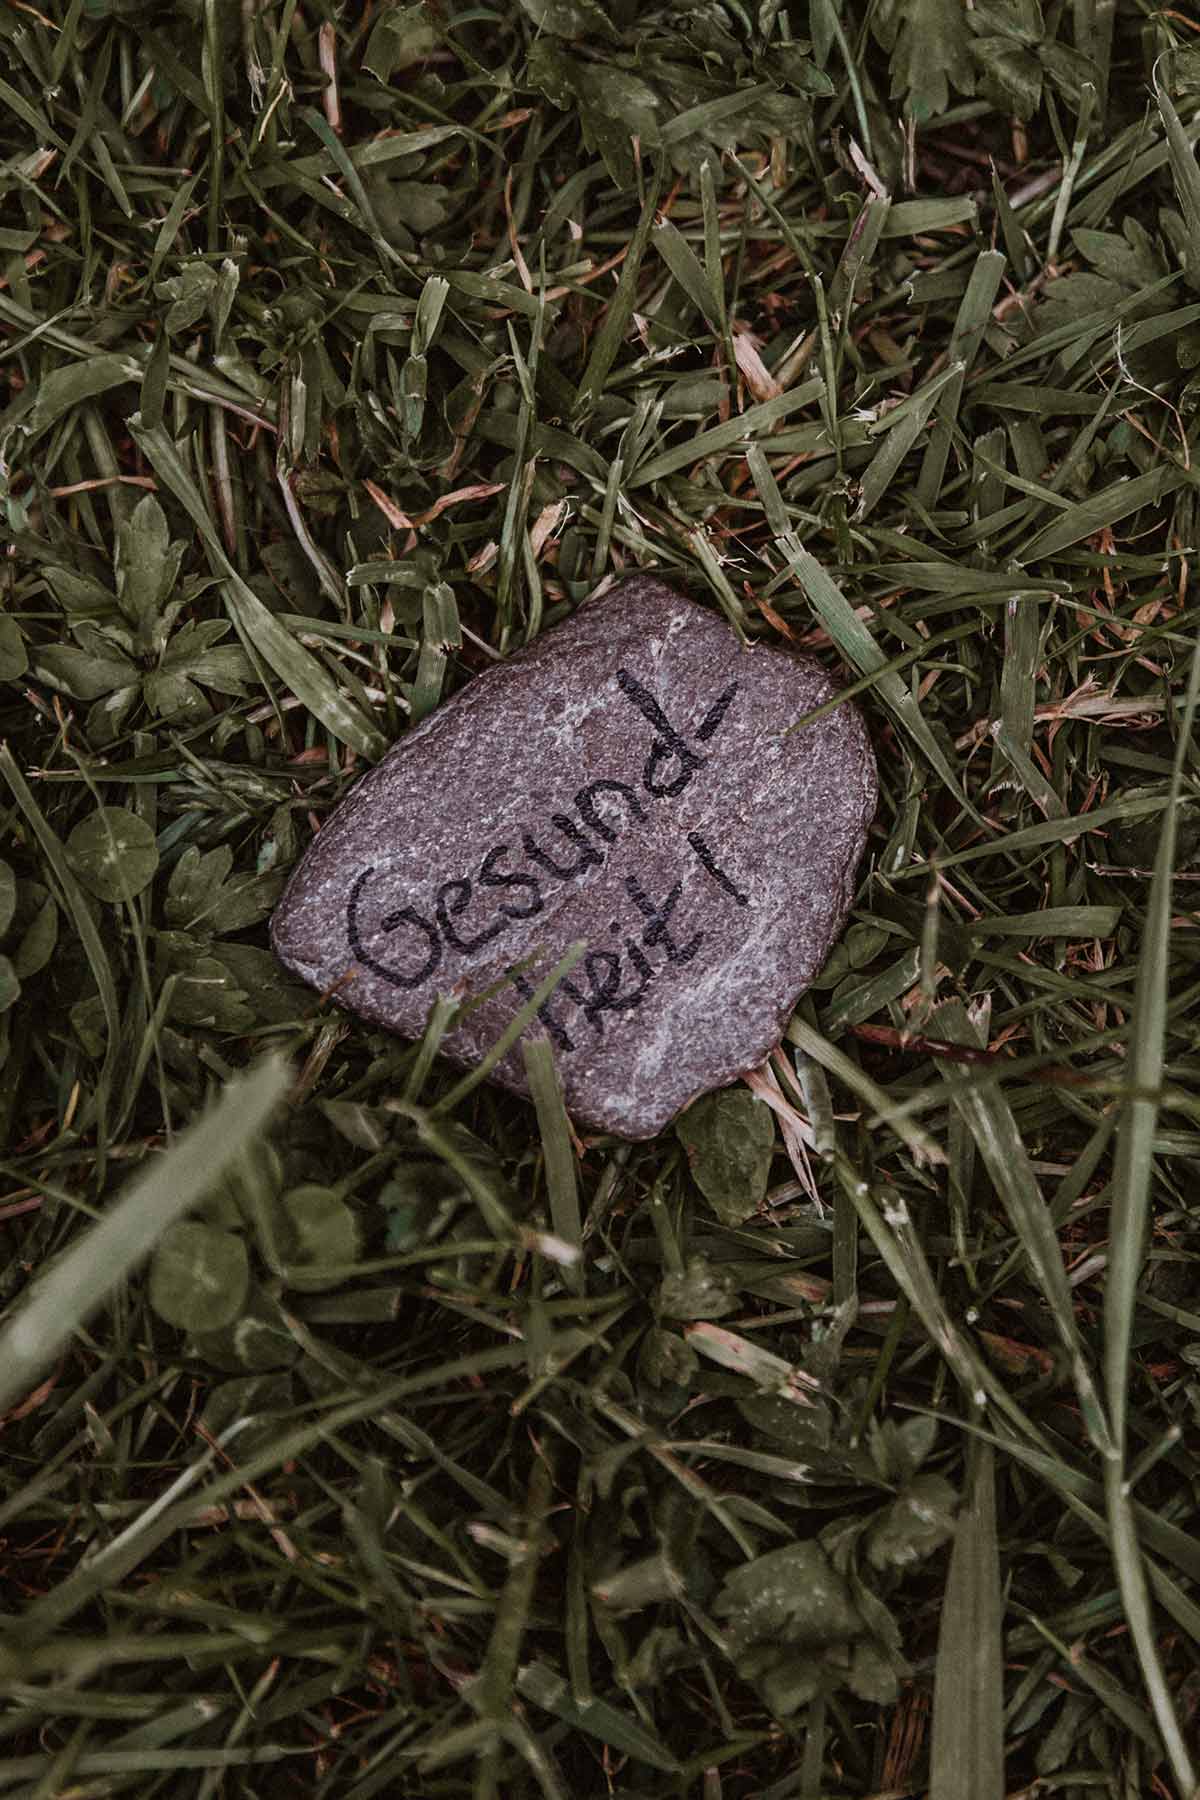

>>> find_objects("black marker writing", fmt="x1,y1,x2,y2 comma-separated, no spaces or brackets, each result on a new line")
614,669,708,798
696,683,739,742
574,779,646,843
566,945,652,1034
345,661,747,1004
436,878,506,955
522,814,604,881
479,845,543,920
625,875,703,965
687,831,750,906
510,966,575,1053
348,868,441,990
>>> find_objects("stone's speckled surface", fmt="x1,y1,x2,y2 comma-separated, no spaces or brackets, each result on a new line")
270,575,877,1138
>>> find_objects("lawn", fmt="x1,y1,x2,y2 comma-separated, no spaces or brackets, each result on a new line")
2,1,1200,1795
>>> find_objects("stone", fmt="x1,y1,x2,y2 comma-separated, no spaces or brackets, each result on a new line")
270,574,877,1138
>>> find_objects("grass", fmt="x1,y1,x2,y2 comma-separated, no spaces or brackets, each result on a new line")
2,0,1200,1794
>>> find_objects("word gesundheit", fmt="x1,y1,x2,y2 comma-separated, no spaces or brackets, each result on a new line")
344,669,751,1053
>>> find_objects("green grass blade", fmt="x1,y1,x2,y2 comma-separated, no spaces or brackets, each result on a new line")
522,1037,584,1295
930,1442,1004,1800
129,417,388,761
1156,75,1200,290
777,535,979,818
1101,571,1200,1796
0,747,121,1160
0,1057,289,1415
934,1001,1112,1456
575,169,662,412
787,1016,945,1166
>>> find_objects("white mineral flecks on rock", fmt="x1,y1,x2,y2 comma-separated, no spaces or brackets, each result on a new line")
270,574,877,1137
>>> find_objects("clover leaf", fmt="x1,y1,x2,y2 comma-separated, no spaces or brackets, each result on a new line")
158,841,290,1033
676,1088,775,1225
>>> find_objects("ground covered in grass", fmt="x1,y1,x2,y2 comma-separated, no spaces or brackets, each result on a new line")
2,0,1200,1794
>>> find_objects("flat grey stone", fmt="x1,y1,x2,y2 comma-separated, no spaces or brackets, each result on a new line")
270,575,877,1138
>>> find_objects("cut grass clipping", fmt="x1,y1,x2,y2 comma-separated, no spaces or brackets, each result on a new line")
2,3,1200,1796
